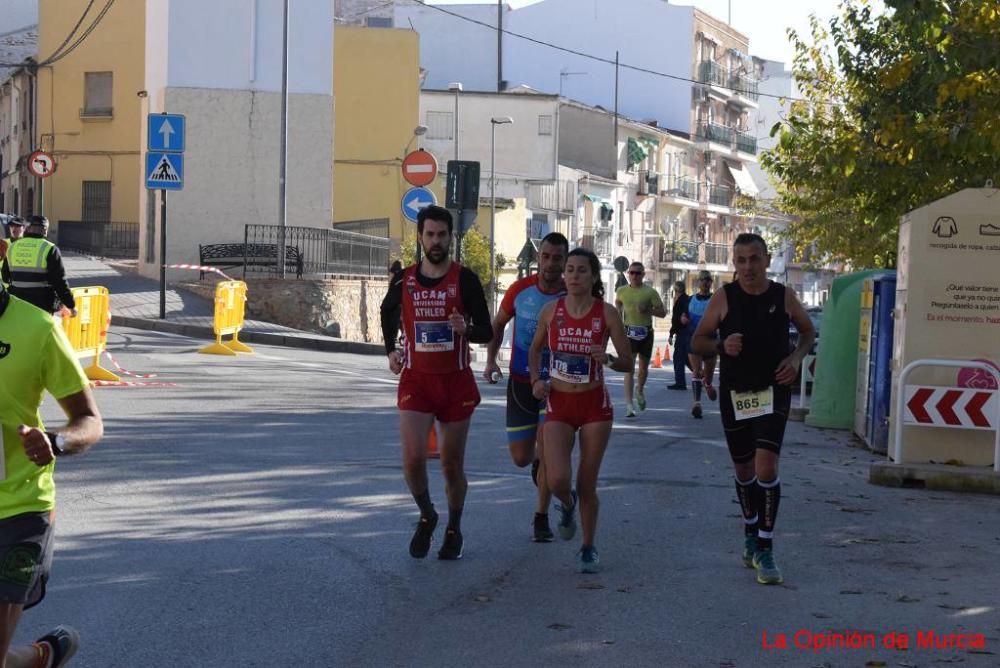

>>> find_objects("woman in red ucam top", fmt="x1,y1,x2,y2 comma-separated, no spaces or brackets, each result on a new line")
528,248,633,573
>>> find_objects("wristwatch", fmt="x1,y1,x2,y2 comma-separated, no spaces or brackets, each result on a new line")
46,431,66,457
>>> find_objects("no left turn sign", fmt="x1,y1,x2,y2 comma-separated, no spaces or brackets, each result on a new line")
28,151,56,178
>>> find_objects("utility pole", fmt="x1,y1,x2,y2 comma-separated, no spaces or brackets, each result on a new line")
496,0,503,92
613,50,620,156
278,0,289,278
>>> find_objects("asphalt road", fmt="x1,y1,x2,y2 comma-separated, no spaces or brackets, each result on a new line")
14,327,1000,667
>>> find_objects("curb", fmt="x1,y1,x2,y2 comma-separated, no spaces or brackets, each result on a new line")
112,315,385,356
869,461,1000,495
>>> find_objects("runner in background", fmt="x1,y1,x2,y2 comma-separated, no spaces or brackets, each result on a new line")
614,262,666,417
685,270,717,419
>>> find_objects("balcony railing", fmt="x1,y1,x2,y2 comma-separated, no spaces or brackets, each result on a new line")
699,122,735,146
729,74,760,101
660,174,700,201
704,242,731,266
660,240,699,265
707,184,734,208
736,131,757,154
698,60,727,88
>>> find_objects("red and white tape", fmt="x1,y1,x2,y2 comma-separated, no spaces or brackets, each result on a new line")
165,264,235,281
102,350,157,379
91,380,179,388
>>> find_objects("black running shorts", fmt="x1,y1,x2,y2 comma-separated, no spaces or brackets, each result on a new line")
0,511,55,609
719,385,792,464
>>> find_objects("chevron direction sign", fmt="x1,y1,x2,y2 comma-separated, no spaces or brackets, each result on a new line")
903,386,998,429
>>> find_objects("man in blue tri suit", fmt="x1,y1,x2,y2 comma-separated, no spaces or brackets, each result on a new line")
484,232,568,542
685,270,718,419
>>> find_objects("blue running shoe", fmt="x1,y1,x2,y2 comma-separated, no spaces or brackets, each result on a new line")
753,548,783,585
556,491,577,541
578,545,601,573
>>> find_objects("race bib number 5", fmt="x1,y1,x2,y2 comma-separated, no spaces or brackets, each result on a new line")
414,321,454,352
550,351,591,384
731,387,774,421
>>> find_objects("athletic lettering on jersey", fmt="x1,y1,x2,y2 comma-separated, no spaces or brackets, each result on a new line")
401,263,469,371
548,298,607,384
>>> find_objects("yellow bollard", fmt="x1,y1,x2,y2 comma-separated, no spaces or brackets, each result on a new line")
199,280,254,356
61,286,120,382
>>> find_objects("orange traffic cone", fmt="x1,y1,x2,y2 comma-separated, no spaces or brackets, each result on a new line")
427,423,440,459
652,347,663,369
663,342,671,362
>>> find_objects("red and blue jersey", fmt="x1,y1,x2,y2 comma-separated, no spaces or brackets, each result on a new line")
500,274,564,381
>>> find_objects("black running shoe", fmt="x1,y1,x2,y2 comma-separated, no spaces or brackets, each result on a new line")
438,528,464,560
409,510,438,558
532,512,554,542
692,403,703,419
36,626,80,668
531,458,540,487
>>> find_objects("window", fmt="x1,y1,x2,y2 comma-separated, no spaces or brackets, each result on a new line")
538,115,553,136
83,72,113,117
82,180,111,221
365,16,392,28
426,111,453,140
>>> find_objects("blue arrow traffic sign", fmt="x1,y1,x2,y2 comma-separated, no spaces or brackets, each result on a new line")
146,153,184,190
401,186,436,223
148,113,186,152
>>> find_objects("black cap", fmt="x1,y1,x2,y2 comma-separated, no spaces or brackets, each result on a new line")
27,215,49,228
7,216,25,227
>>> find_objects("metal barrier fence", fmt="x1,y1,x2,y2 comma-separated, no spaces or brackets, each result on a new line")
57,220,139,258
244,224,390,278
333,217,389,238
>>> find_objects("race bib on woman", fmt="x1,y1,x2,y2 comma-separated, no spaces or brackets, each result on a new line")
550,351,591,384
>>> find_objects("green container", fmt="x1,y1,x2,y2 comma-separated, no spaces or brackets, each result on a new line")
805,270,892,430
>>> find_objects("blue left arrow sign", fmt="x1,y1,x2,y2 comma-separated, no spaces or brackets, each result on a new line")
401,187,437,223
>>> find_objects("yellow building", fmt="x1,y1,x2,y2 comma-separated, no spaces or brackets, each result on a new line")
333,26,420,244
36,0,145,228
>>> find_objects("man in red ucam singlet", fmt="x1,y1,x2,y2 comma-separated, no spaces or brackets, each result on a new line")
380,206,493,561
529,248,633,574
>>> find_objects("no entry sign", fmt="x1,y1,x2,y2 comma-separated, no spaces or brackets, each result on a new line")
402,149,439,187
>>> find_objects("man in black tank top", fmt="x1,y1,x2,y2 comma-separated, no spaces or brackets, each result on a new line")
691,233,815,585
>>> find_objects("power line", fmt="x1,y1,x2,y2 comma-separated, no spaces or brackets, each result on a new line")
39,0,116,66
412,0,824,105
42,0,96,63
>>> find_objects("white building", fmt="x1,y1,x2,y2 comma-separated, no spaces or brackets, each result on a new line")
396,0,765,293
139,0,334,280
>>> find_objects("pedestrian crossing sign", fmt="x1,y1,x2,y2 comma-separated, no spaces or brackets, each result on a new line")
146,152,184,190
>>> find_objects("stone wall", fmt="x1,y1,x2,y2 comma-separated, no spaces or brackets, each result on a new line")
179,276,388,342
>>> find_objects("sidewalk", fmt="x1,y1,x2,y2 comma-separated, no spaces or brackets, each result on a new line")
63,253,383,354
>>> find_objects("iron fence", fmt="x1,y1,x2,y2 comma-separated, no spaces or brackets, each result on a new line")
244,224,390,278
57,220,139,258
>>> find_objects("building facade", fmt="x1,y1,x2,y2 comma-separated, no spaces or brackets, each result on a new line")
395,0,765,296
0,65,38,216
333,25,420,244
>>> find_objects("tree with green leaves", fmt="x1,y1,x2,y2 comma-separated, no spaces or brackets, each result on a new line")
761,0,1000,268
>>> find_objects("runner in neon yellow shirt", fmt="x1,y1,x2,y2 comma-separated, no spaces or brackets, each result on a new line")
614,262,666,417
0,274,104,666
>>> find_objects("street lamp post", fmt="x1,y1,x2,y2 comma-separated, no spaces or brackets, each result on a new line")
490,116,513,316
448,82,463,161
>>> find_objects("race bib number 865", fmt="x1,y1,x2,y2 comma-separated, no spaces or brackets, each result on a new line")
731,387,774,421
